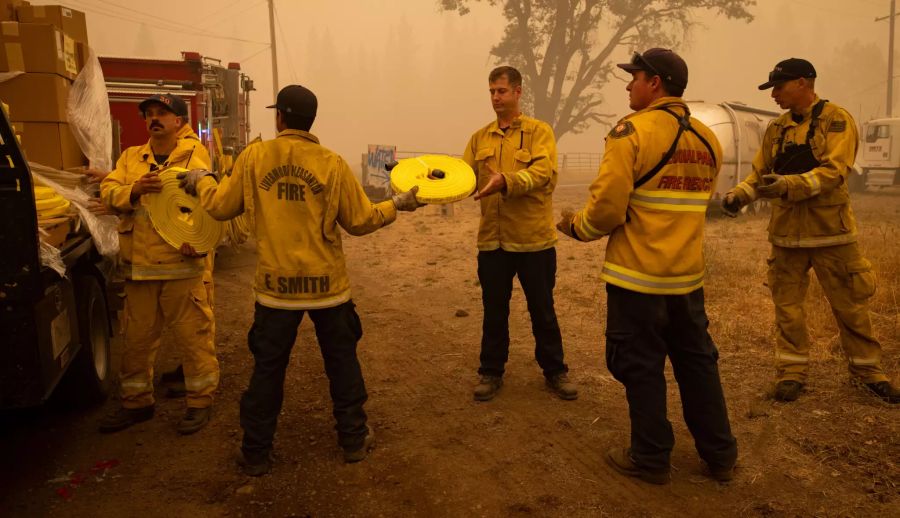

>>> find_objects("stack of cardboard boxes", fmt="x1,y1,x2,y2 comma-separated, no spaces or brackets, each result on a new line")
0,1,88,170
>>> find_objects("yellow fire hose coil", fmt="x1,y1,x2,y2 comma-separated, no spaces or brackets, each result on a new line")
37,198,70,218
35,195,67,211
145,168,223,254
34,186,58,200
390,154,476,205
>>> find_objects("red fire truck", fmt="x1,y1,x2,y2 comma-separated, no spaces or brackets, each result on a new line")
98,51,255,170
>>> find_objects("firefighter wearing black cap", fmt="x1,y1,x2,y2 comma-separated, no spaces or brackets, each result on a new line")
99,93,219,435
723,58,899,404
178,85,422,476
557,48,737,484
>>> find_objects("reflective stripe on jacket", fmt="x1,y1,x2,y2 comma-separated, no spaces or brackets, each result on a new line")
572,97,722,295
100,137,211,280
463,114,558,252
729,96,859,248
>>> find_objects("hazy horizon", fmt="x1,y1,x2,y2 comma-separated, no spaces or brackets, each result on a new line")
56,0,898,165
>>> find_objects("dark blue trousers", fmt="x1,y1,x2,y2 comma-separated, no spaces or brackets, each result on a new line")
605,284,737,472
477,247,568,378
240,301,368,462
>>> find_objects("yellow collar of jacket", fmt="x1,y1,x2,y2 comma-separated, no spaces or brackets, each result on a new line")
276,128,320,144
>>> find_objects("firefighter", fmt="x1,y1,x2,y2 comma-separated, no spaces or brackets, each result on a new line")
178,85,421,476
723,58,900,404
557,49,738,484
463,66,577,402
159,117,215,400
99,93,219,434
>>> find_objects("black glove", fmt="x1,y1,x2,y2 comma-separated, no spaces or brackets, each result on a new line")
721,193,742,217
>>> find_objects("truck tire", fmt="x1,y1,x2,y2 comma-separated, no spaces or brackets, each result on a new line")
59,275,113,405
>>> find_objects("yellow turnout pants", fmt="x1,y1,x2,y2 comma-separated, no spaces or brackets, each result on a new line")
120,276,219,408
767,243,887,384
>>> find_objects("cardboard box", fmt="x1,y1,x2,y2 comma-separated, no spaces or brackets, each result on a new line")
0,0,28,22
15,121,85,169
0,72,69,122
1,22,78,79
16,4,86,45
39,217,72,248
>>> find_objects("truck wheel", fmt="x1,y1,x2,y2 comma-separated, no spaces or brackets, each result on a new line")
59,275,113,405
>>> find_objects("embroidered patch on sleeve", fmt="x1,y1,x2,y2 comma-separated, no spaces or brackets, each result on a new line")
828,120,847,133
608,121,635,139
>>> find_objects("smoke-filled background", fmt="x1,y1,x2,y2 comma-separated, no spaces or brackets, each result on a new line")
63,0,893,164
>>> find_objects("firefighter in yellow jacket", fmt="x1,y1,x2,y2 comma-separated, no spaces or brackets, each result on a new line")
558,49,737,484
178,85,421,476
158,121,216,399
99,93,219,434
723,58,899,404
463,66,577,402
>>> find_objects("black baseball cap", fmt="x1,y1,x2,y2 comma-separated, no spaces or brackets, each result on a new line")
267,84,317,119
758,58,816,90
617,48,688,90
139,93,188,118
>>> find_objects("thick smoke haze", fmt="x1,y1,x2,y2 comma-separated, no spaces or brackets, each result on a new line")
64,0,892,168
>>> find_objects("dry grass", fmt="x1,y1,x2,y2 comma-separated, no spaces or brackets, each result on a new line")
553,185,899,513
701,190,900,509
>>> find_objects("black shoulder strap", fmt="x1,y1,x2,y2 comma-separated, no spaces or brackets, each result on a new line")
778,99,829,155
805,99,828,143
633,106,717,189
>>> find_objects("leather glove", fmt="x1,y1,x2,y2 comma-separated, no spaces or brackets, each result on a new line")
392,185,424,212
756,174,787,199
177,169,214,196
556,208,579,240
721,192,742,218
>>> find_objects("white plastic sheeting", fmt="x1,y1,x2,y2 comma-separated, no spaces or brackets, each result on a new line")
31,163,119,260
67,47,113,172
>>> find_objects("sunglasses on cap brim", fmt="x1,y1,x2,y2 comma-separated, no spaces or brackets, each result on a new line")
629,52,664,79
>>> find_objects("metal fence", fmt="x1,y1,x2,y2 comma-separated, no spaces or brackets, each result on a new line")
558,152,601,177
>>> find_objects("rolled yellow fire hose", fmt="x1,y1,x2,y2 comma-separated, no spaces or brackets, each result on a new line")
145,168,223,254
34,186,57,200
33,185,71,219
390,154,476,204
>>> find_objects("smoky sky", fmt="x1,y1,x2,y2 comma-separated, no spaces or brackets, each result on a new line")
63,0,891,167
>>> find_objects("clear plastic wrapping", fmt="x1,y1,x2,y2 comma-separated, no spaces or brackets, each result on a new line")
66,47,113,172
31,163,119,259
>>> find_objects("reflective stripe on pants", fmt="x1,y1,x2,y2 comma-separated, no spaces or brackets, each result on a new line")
120,277,219,408
767,243,887,383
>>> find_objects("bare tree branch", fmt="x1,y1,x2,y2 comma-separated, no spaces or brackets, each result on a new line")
440,0,754,141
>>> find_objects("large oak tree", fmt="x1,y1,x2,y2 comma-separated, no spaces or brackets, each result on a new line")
440,0,755,140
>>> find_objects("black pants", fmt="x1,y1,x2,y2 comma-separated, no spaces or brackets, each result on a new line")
477,247,567,378
605,284,737,472
240,301,368,462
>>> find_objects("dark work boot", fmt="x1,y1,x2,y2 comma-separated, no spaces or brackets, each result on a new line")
237,449,273,477
774,380,803,402
343,427,375,464
161,365,186,399
98,405,154,433
865,381,900,404
177,406,212,435
473,375,503,401
605,447,670,485
705,463,735,483
546,373,578,400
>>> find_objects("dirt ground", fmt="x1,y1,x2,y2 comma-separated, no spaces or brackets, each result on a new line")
1,186,898,518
